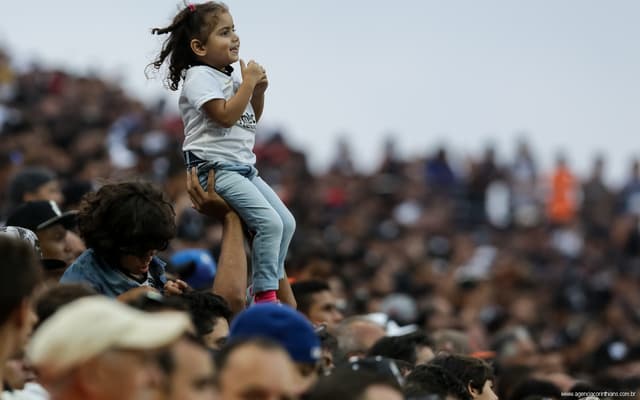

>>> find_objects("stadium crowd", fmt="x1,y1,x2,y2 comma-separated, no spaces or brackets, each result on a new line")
2,48,640,400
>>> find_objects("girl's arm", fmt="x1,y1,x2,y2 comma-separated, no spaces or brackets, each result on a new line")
251,74,268,122
251,91,265,122
202,59,264,128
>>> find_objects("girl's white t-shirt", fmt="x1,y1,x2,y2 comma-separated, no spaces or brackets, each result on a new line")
179,65,257,165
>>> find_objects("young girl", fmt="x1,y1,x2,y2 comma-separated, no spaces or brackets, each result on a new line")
150,2,295,304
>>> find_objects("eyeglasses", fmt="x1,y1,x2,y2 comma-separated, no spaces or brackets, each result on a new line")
119,248,154,258
119,241,168,257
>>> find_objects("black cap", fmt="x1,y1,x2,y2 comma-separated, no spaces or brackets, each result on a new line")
7,167,56,205
6,201,77,232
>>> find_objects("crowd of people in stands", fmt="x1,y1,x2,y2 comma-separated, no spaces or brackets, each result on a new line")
2,46,640,400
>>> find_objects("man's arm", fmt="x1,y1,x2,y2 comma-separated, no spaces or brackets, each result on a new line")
187,168,247,315
277,273,296,309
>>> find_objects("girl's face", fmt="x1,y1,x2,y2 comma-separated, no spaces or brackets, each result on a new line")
199,12,240,69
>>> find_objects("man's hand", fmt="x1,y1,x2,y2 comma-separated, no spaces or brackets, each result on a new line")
187,167,234,220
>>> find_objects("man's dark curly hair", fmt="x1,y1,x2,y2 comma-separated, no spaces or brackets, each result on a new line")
77,182,176,262
430,354,495,396
404,364,471,400
181,291,232,336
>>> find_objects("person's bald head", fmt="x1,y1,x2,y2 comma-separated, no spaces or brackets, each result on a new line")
335,317,386,360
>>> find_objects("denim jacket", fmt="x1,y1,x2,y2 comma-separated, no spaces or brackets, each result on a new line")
60,249,167,298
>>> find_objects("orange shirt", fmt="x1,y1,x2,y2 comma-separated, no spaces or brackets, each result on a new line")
547,166,577,224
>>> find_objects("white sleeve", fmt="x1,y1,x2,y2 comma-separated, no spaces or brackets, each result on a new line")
182,68,225,110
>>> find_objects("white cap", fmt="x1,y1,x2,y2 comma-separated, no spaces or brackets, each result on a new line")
28,296,191,377
364,312,418,337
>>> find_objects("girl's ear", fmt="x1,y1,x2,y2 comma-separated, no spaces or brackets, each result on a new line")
190,39,206,56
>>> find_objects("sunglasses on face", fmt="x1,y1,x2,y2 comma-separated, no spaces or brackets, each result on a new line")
119,240,168,257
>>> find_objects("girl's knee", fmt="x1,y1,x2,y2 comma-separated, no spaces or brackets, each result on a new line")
260,213,284,236
282,212,296,236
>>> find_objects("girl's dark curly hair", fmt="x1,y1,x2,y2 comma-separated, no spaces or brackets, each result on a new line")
148,2,229,91
77,182,176,261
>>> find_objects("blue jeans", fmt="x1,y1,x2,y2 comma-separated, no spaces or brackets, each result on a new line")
185,152,295,292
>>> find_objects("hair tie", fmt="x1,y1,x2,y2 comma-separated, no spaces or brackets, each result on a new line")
187,4,196,12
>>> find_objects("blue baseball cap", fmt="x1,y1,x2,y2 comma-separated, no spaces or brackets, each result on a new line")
169,249,216,290
229,303,321,364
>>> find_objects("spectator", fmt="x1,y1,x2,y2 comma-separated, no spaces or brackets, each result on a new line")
60,182,185,298
315,325,338,376
6,167,63,213
619,159,640,215
466,146,502,227
430,354,498,400
367,331,435,369
0,236,41,396
6,200,78,273
34,283,97,328
8,282,96,398
155,334,217,400
291,280,344,332
546,154,578,225
27,296,192,400
334,316,386,362
509,139,540,228
5,167,86,262
425,147,457,195
228,303,322,391
122,288,218,399
404,364,470,400
305,362,403,400
215,338,300,399
581,155,614,234
432,329,472,355
181,291,232,350
490,326,537,368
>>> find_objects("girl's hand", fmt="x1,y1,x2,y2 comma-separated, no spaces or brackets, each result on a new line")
240,59,264,87
253,74,268,95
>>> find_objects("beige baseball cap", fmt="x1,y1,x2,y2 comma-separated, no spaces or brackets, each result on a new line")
28,296,192,377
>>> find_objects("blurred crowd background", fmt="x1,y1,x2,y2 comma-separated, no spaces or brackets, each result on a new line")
3,46,640,395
